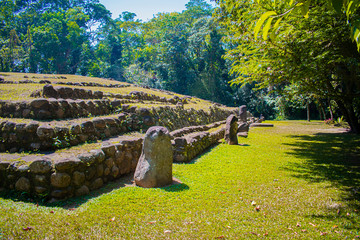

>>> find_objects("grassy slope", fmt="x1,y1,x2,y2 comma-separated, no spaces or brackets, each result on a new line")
1,121,359,239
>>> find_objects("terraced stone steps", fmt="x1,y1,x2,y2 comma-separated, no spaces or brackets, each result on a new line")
0,122,226,201
0,105,234,152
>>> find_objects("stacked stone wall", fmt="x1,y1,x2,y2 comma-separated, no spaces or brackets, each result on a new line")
41,85,104,100
108,91,189,105
0,122,225,201
0,106,235,152
0,98,121,119
173,128,225,163
0,137,142,201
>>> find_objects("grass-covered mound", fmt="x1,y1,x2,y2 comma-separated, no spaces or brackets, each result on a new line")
0,72,216,110
0,72,234,151
0,121,359,239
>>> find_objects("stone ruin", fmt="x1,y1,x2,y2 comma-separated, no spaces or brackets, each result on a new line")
237,105,250,138
224,105,260,145
0,121,228,200
134,126,173,188
42,84,104,99
225,114,238,145
0,77,242,200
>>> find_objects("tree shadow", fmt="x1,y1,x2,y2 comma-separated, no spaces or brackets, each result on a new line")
0,173,136,209
161,179,190,192
283,132,360,209
0,173,190,210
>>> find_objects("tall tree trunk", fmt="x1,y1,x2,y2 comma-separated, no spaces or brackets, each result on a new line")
336,99,360,134
320,103,326,120
328,99,334,120
306,101,310,122
317,100,326,120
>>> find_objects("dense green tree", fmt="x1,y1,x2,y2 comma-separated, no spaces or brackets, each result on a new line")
1,0,280,113
215,0,360,132
188,18,233,104
0,0,110,73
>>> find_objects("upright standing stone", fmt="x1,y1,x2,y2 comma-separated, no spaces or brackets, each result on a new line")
134,126,173,188
238,105,249,138
239,105,247,122
224,114,238,145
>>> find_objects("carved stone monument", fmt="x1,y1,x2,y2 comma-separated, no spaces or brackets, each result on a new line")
238,105,250,138
134,126,173,188
239,105,247,122
224,114,238,145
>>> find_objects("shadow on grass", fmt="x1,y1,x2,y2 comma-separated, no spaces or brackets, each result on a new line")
0,173,190,209
161,182,190,192
283,132,360,209
0,173,135,209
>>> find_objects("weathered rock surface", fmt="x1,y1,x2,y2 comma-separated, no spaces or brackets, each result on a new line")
43,84,59,98
15,177,31,192
29,158,53,174
225,114,238,145
239,105,247,122
237,122,250,138
134,126,173,188
51,172,71,188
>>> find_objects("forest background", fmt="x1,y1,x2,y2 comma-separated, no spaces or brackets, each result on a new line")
1,0,359,127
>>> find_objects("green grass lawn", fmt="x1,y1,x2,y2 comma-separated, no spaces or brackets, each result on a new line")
1,121,359,239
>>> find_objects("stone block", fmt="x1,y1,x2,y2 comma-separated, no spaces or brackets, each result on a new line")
85,166,96,181
25,122,39,133
29,158,53,174
15,177,31,192
104,167,110,176
35,186,48,194
37,126,55,139
104,158,114,169
51,188,71,199
37,110,53,120
90,149,106,163
54,158,81,172
101,144,116,158
70,124,81,135
34,175,47,185
96,164,104,177
43,84,59,98
17,165,29,173
78,153,96,166
90,178,103,190
51,172,71,188
72,171,85,187
111,166,119,178
93,118,106,129
81,121,95,133
76,185,89,196
30,99,49,109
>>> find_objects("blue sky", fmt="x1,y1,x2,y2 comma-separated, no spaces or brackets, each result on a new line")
98,0,217,21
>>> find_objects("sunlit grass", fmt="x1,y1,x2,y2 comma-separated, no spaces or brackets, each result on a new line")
0,72,121,85
1,121,359,239
0,84,43,101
